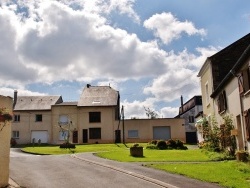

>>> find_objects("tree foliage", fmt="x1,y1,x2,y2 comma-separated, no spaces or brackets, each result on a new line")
144,107,158,119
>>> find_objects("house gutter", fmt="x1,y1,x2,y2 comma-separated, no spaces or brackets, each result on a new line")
210,44,250,98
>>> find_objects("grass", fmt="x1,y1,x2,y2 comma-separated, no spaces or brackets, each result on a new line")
148,161,250,188
21,143,127,155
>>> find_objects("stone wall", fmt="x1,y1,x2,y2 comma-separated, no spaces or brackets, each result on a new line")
0,95,13,187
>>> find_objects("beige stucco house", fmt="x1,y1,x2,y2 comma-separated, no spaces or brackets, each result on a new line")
198,33,250,152
0,95,13,187
12,92,63,144
12,84,185,145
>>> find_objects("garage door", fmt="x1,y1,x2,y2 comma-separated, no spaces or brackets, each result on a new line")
31,131,48,143
153,126,171,140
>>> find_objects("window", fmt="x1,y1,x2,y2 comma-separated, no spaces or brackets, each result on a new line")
59,115,68,125
35,114,42,122
59,131,68,141
128,130,139,138
89,128,101,139
12,131,19,139
14,115,20,122
238,66,250,95
217,91,227,114
89,112,101,123
189,116,194,123
244,109,250,141
205,82,209,105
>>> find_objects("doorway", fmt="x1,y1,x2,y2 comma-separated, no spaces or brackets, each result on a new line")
82,129,88,143
73,131,78,143
236,115,244,150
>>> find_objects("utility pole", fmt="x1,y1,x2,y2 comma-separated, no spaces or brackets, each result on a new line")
122,105,125,144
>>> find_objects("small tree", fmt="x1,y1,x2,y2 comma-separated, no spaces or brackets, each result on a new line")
199,114,236,154
144,107,158,119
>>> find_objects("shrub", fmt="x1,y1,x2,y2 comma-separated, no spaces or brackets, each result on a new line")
166,139,177,149
150,140,157,145
146,144,158,150
157,140,168,150
59,143,76,149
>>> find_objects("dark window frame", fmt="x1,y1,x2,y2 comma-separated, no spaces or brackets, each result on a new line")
89,128,101,139
217,90,227,114
89,112,101,123
188,116,194,123
14,114,20,122
35,114,43,122
12,131,19,138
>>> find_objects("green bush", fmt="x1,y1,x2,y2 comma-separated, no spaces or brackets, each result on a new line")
157,140,168,150
150,140,157,145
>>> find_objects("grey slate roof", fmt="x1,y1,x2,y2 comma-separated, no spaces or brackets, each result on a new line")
14,96,63,111
78,86,119,107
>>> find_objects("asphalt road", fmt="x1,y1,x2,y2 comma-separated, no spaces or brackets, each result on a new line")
10,148,222,188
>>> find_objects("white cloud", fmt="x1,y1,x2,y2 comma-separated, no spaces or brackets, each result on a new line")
160,106,179,118
0,87,47,98
0,1,218,119
144,12,206,44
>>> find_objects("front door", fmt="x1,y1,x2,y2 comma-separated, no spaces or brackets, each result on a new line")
73,131,78,143
82,129,88,143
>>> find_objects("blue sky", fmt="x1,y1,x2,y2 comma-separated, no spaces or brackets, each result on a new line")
0,0,250,118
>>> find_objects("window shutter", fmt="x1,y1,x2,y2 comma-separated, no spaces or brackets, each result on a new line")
244,110,250,141
238,73,244,94
243,70,250,92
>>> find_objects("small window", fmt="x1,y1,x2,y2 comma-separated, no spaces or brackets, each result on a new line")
189,116,194,123
59,131,68,141
89,112,101,123
12,131,19,139
59,115,68,125
128,130,139,138
89,128,101,139
35,114,42,122
205,82,209,105
14,115,20,122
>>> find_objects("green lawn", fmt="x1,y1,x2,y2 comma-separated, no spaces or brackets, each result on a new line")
21,143,127,155
148,161,250,188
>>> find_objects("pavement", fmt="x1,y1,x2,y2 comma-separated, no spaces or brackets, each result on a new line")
8,146,221,188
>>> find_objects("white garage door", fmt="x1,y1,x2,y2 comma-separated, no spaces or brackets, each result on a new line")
153,126,171,140
31,131,48,143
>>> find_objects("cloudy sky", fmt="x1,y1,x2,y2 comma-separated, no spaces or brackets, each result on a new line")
0,0,250,118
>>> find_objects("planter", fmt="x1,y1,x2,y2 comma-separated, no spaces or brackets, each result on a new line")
130,146,143,157
236,151,248,162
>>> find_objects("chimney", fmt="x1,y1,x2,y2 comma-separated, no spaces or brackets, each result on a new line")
13,90,18,109
181,95,184,113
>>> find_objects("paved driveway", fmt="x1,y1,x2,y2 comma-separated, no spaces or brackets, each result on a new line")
10,149,222,188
